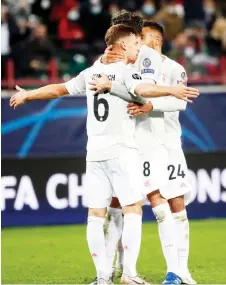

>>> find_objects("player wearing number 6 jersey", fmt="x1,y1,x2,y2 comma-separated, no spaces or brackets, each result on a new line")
10,23,194,285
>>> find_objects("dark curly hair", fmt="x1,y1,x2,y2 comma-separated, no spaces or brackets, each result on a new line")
111,10,144,34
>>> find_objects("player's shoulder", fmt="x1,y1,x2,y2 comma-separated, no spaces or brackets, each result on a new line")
141,45,161,58
140,45,160,56
164,56,185,72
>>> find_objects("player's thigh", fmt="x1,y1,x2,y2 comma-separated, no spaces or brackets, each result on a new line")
85,161,113,208
160,148,191,203
140,145,168,196
106,149,144,207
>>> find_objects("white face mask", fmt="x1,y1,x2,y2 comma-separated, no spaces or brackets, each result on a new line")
67,10,80,21
142,5,156,16
204,7,215,15
41,0,50,9
184,46,195,58
91,6,102,15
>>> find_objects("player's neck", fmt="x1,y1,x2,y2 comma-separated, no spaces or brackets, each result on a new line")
153,45,162,54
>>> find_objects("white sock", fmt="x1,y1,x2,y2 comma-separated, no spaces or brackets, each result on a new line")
116,236,124,268
173,209,189,276
105,207,123,271
87,216,111,279
122,213,142,277
152,203,179,275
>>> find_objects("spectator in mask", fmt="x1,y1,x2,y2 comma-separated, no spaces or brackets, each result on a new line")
141,0,157,18
80,0,110,48
153,0,184,41
204,0,217,30
58,5,85,49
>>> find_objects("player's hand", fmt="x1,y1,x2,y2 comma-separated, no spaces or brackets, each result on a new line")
172,83,199,103
101,45,124,64
127,102,153,116
89,73,112,95
9,85,27,109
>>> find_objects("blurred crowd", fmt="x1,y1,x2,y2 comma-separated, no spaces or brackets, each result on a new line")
1,0,226,80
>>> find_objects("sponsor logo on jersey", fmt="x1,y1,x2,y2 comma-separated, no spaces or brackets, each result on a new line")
143,58,151,67
92,74,116,81
132,73,142,80
141,68,154,74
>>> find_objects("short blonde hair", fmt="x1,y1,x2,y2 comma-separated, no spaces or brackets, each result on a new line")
105,24,137,46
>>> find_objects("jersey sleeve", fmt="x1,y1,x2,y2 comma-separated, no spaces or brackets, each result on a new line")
139,46,162,83
110,81,147,104
65,70,86,96
150,64,188,112
171,64,188,86
124,66,152,97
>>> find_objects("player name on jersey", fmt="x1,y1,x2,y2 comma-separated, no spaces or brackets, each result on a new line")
92,74,116,81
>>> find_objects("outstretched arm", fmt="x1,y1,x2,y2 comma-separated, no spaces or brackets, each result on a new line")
10,84,68,109
10,71,86,109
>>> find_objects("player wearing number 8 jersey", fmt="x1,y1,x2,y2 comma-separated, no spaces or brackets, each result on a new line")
127,20,196,284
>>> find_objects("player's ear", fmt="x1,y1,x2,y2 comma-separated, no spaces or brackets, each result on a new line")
121,41,126,51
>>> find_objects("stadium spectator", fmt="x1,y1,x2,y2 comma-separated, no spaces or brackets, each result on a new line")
1,2,22,78
58,6,85,49
152,0,184,42
141,0,157,17
1,0,226,83
108,2,120,17
23,23,55,75
209,5,226,55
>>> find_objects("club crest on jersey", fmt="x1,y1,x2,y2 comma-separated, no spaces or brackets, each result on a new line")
132,73,142,80
143,58,151,67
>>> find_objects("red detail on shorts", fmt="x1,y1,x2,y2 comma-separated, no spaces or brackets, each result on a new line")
117,246,123,249
92,253,97,257
144,181,150,187
180,182,187,188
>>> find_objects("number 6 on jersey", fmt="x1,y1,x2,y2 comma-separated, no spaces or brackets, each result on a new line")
93,95,109,122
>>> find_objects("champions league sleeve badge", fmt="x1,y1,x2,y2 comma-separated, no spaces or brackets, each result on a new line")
143,58,151,67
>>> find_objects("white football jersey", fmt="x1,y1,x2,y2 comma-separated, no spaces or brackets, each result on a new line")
158,56,188,149
134,45,164,151
65,61,145,161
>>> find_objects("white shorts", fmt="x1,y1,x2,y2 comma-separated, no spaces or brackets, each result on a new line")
139,144,168,196
85,149,144,208
160,148,191,205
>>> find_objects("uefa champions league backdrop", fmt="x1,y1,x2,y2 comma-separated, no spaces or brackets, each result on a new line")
1,91,226,227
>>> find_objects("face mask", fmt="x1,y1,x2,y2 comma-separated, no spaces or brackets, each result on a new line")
41,0,50,9
167,6,176,14
184,46,195,58
67,10,80,21
142,5,156,16
91,6,102,15
204,7,215,15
